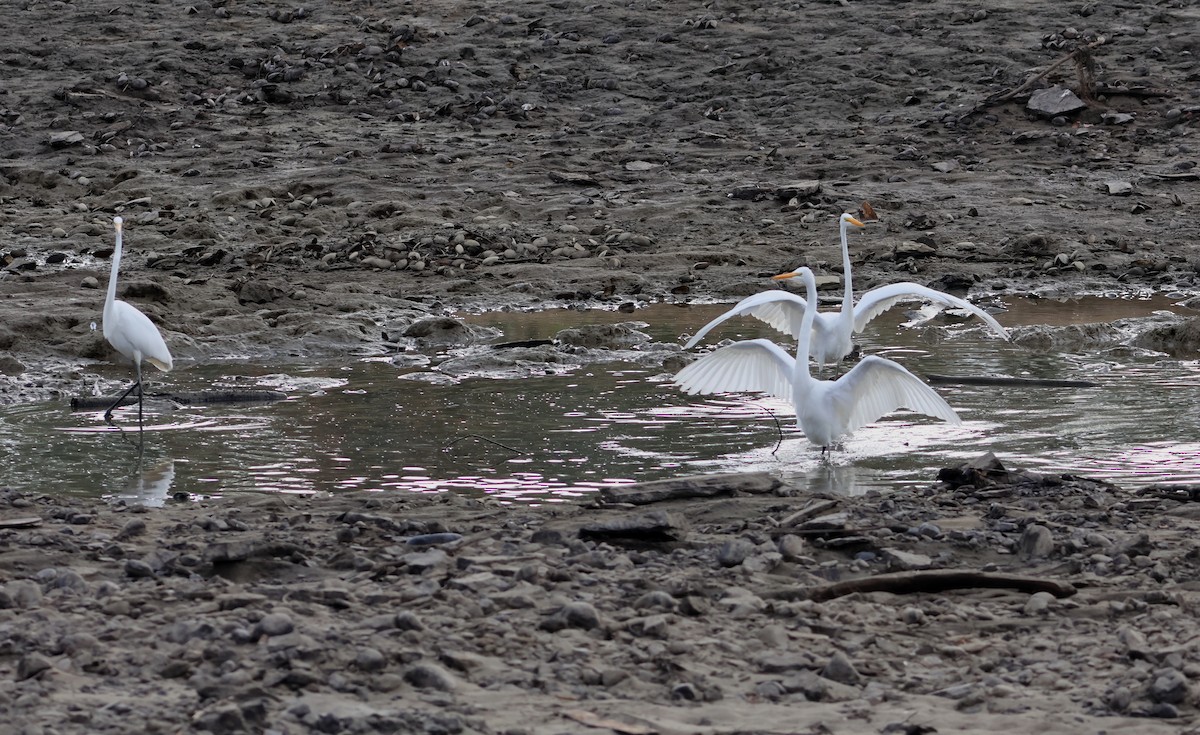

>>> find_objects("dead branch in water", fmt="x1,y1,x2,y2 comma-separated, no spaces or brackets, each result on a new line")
71,389,288,411
773,569,1077,603
924,374,1099,388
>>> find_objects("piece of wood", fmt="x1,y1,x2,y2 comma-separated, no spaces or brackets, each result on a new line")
776,500,839,528
924,374,1099,388
775,569,1077,603
563,709,657,735
0,516,42,529
599,472,780,505
70,389,288,411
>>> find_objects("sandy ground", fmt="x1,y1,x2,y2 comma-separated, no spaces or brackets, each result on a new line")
3,0,1200,732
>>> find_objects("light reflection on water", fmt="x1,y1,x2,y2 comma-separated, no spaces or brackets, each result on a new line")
1,295,1198,504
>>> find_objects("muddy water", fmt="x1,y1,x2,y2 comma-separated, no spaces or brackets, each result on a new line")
1,294,1196,504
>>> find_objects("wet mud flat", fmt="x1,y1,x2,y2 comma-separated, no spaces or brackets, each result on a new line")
2,462,1200,734
3,0,1200,404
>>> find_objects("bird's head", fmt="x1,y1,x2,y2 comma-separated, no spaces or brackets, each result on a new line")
840,213,865,228
771,265,814,282
113,216,123,233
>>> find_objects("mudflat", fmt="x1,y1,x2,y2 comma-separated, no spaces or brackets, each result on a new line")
2,1,1199,732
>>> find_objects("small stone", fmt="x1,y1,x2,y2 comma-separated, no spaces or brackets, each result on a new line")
717,538,755,567
404,662,457,691
394,611,425,631
633,591,677,612
17,654,53,680
1107,685,1133,711
1026,86,1086,117
882,548,932,570
902,606,926,625
5,580,42,608
1106,181,1134,196
1020,524,1054,558
821,650,862,686
255,612,295,637
354,648,387,672
81,276,100,289
1150,668,1189,704
1023,591,1055,616
777,534,805,560
124,559,155,578
561,601,600,630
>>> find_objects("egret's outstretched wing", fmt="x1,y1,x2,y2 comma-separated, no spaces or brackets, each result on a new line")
833,355,960,435
683,292,810,349
851,283,1009,340
673,338,794,403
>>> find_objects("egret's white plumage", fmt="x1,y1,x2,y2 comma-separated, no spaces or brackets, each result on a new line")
685,213,1009,369
674,267,960,449
102,216,172,426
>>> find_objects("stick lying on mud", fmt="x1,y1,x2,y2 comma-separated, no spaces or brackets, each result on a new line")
70,389,288,411
599,472,781,505
960,37,1107,120
925,374,1099,388
773,569,1077,602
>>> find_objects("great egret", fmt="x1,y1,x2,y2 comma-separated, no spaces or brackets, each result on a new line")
102,216,173,429
685,213,1009,369
673,266,961,450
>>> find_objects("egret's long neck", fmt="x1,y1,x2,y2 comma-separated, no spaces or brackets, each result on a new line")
795,271,817,384
839,220,854,314
105,228,122,318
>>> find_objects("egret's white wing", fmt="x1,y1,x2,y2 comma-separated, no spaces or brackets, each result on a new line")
851,283,1009,340
107,300,174,371
673,338,794,403
683,291,810,349
833,355,960,435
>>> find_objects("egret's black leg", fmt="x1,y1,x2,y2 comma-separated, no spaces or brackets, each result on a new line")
104,379,142,423
135,362,145,436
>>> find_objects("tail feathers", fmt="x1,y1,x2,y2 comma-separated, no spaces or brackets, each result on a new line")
146,355,173,372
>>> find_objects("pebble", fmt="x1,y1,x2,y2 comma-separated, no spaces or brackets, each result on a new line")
354,647,388,672
1149,668,1189,704
16,654,52,681
633,591,677,612
822,650,862,685
404,662,457,691
1020,524,1054,558
123,559,155,578
255,612,295,637
5,580,43,608
717,538,755,567
1023,591,1055,616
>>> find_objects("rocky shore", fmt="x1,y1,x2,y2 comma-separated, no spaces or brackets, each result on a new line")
3,462,1200,734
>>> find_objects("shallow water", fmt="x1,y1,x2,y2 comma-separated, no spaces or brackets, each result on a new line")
1,293,1197,504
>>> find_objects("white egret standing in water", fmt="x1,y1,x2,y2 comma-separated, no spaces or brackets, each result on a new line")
685,213,1009,370
673,266,960,451
102,216,173,431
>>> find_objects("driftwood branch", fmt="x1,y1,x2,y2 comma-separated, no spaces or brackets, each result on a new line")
925,374,1099,388
599,472,780,505
960,37,1107,120
71,389,288,411
774,569,1077,603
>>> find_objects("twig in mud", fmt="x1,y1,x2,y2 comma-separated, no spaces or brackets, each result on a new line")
775,569,1077,603
442,433,526,456
959,37,1107,121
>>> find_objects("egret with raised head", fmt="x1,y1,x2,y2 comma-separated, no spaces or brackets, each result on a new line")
102,215,173,431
